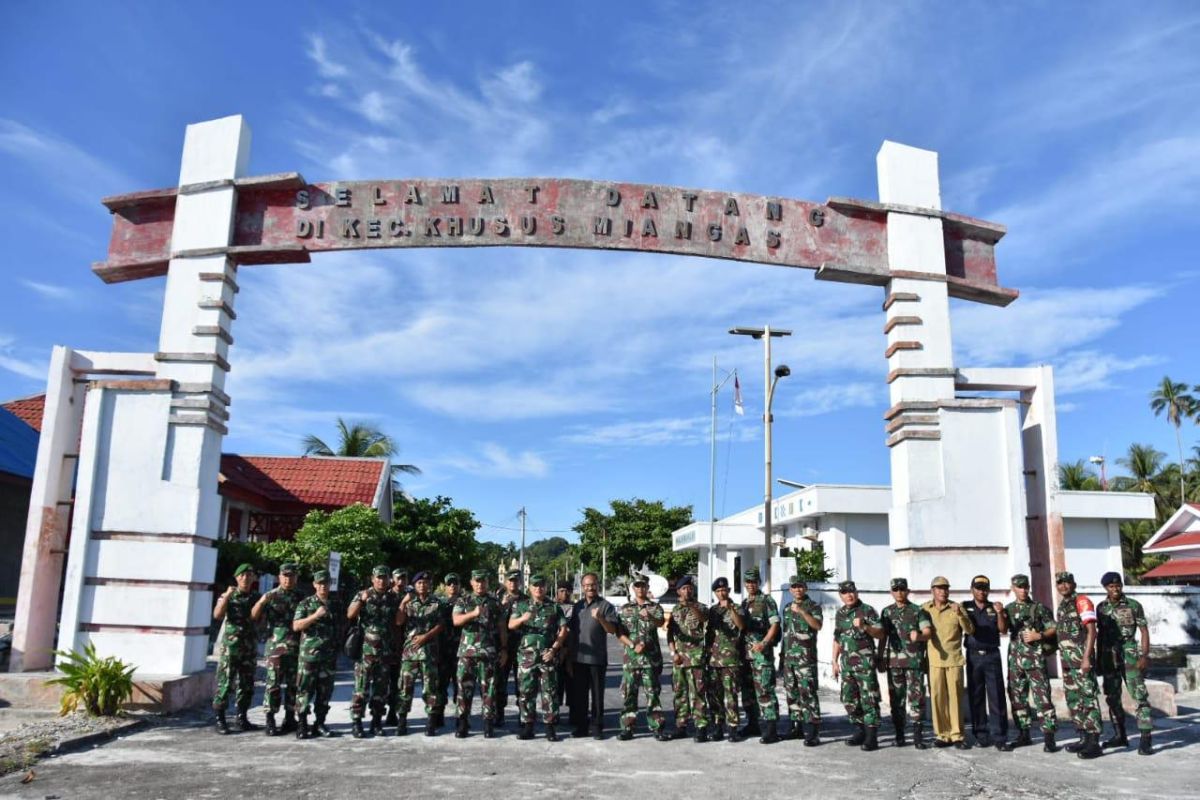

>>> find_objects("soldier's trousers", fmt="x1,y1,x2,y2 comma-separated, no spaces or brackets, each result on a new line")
295,658,336,720
1102,663,1152,732
213,647,256,713
782,660,821,724
438,652,458,709
517,657,559,725
386,659,401,713
840,666,881,727
262,648,298,714
672,665,708,730
886,666,925,725
741,658,779,722
620,664,665,732
1007,661,1056,732
706,666,740,728
398,658,442,715
351,656,389,721
496,644,518,714
1061,665,1102,734
457,656,497,721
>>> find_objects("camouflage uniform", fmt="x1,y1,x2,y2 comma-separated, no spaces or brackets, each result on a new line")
835,600,882,727
294,593,338,720
618,598,666,734
496,585,527,721
438,591,463,708
351,587,400,722
1097,594,1152,732
667,600,709,732
397,594,444,717
260,585,303,716
213,588,259,714
454,592,504,721
1056,590,1102,735
706,603,743,729
739,592,780,723
385,582,408,718
512,596,566,725
780,596,822,725
879,602,931,725
1005,597,1058,733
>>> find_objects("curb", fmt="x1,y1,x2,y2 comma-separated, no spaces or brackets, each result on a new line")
47,718,148,757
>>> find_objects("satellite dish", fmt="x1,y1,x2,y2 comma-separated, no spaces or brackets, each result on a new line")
648,574,670,598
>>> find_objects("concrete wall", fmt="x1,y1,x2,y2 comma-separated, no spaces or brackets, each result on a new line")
1063,517,1123,589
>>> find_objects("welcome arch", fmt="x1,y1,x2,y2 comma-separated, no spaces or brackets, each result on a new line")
15,115,1060,684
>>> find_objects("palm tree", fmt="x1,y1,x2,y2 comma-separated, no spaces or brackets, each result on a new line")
303,417,421,476
1057,460,1102,491
1113,443,1170,519
1149,376,1196,503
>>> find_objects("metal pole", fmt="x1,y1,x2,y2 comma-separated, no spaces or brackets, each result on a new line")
519,506,527,577
601,528,607,598
763,325,773,593
709,356,718,603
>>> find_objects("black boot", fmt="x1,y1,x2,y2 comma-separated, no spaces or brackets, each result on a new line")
786,720,803,740
847,724,866,747
760,720,779,744
1103,713,1128,748
1043,730,1057,753
495,708,506,728
395,715,408,736
618,728,634,741
281,709,297,733
694,726,709,743
370,715,386,737
861,726,879,752
351,719,365,738
455,714,469,738
740,719,762,738
996,737,1014,751
1065,729,1085,753
546,724,559,742
484,719,495,738
521,722,536,740
1077,732,1103,759
1138,730,1152,755
430,710,444,730
1013,728,1032,748
425,717,436,737
385,708,399,727
893,719,907,747
214,709,230,735
236,711,259,732
727,722,743,743
265,712,278,737
912,723,926,750
296,713,309,740
314,714,338,738
710,722,725,742
670,725,688,740
804,723,821,747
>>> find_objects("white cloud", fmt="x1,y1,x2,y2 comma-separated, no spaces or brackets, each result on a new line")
0,119,136,207
560,415,753,448
441,443,549,479
306,34,348,78
1052,350,1163,396
0,335,45,380
778,382,884,417
21,280,76,301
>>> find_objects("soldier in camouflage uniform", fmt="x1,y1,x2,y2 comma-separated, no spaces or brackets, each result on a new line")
1097,571,1153,755
435,572,463,728
293,570,340,739
780,575,823,745
212,563,261,735
347,565,401,737
739,568,781,743
666,576,710,741
1004,573,1058,751
452,569,508,738
495,569,527,727
615,575,667,741
395,571,445,736
878,577,932,749
509,574,568,740
1055,570,1103,759
706,576,746,741
385,567,410,726
832,580,883,751
252,563,303,736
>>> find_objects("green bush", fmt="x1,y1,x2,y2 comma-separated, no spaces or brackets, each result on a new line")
45,643,136,716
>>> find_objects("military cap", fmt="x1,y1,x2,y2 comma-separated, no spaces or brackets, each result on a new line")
556,580,573,591
1055,571,1075,584
505,569,523,582
838,580,857,593
743,567,761,582
529,574,547,586
890,577,909,591
278,562,298,576
371,565,390,578
1011,574,1030,588
233,563,256,577
712,576,730,591
676,575,694,590
392,567,409,578
1100,571,1123,586
631,574,649,587
470,569,489,581
930,575,951,589
412,570,430,583
788,575,807,587
971,575,991,590
312,569,330,583
444,572,460,584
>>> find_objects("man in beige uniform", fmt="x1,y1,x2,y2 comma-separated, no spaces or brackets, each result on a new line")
922,575,975,748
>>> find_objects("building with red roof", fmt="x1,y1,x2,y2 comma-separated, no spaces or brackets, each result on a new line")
1143,503,1200,585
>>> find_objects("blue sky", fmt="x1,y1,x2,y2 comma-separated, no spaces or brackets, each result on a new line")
1,3,1197,549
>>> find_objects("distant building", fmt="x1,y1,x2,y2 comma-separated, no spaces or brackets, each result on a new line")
1142,503,1200,585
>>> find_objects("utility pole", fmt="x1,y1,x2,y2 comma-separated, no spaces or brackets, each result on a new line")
518,506,527,577
601,526,608,598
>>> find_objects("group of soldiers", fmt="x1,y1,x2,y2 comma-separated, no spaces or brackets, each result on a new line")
210,560,1155,757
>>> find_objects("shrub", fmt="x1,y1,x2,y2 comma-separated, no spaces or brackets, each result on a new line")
45,643,136,716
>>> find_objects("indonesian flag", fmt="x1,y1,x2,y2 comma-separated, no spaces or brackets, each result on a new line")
733,373,744,416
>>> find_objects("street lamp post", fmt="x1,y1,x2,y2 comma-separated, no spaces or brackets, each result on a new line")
730,325,792,593
1089,455,1107,490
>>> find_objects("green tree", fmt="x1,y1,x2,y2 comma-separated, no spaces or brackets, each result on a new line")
524,536,571,574
476,541,519,577
1119,519,1166,584
1149,376,1196,504
574,499,696,585
387,494,482,582
1113,443,1170,518
793,547,836,583
1057,460,1102,491
302,417,420,476
260,503,394,581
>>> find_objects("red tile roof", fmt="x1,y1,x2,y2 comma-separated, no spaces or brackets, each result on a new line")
219,454,386,511
1147,531,1200,551
2,394,45,432
1142,557,1200,580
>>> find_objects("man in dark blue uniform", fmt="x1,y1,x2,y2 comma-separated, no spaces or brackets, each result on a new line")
963,574,1011,750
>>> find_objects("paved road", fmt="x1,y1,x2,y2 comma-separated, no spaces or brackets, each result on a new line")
3,641,1198,800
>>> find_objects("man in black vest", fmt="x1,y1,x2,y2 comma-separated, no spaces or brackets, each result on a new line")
963,574,1011,750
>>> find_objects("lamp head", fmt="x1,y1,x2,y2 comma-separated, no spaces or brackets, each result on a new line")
774,364,791,378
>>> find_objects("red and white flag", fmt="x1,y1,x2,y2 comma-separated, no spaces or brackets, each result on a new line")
733,373,744,415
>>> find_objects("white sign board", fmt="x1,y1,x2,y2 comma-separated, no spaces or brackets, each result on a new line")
328,552,342,591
